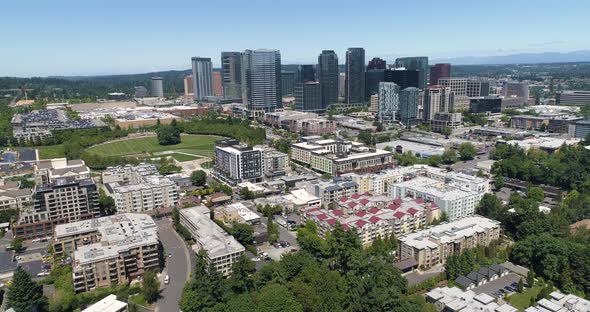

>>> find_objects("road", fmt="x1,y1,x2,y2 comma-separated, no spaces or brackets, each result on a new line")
155,218,191,312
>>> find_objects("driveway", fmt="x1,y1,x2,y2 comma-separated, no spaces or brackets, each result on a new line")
473,273,521,296
404,265,445,286
155,218,191,312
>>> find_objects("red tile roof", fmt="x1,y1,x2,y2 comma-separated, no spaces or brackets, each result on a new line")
368,207,380,214
355,220,368,228
362,192,370,196
393,198,403,204
415,198,425,204
388,204,400,210
360,199,370,205
341,224,350,231
326,218,337,225
394,211,405,219
407,208,418,215
316,213,328,220
355,211,367,217
369,216,381,224
340,196,348,202
332,209,344,216
351,193,361,199
348,202,358,208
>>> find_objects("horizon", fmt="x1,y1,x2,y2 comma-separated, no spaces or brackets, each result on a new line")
2,0,589,77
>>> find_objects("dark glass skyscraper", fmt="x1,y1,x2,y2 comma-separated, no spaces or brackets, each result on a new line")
281,71,296,96
365,69,385,99
429,63,451,86
318,50,339,108
367,57,386,70
345,48,366,104
383,69,420,89
296,65,316,83
241,49,282,112
395,56,428,89
221,52,242,100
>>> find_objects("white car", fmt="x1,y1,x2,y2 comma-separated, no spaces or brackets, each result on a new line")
164,275,170,285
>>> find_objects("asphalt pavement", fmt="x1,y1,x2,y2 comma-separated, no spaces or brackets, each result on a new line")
155,218,191,312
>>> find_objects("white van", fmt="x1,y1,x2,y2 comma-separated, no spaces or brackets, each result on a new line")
164,275,170,285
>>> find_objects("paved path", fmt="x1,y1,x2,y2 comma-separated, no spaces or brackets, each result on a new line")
155,218,191,312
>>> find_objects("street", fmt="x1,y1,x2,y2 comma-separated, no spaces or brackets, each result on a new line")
155,218,191,312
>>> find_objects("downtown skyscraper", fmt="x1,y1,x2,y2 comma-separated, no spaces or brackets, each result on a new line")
221,52,242,100
191,57,213,100
430,63,451,86
241,49,282,112
345,48,366,104
318,50,339,108
395,56,428,89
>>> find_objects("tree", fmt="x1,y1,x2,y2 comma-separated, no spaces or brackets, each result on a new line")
98,189,116,216
476,193,504,219
231,223,254,246
442,127,452,137
320,173,333,180
494,175,504,190
517,278,524,293
357,130,373,146
11,237,24,253
441,149,458,164
191,170,207,187
142,269,160,304
7,267,43,312
458,142,477,161
229,255,256,294
156,124,181,145
527,270,535,287
527,186,544,203
256,284,303,312
267,217,279,244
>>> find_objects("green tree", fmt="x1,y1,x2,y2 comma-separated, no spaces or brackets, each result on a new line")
517,278,524,293
458,142,477,161
441,149,458,164
229,255,256,294
442,127,452,136
476,193,504,219
191,170,207,187
256,283,303,312
527,270,535,287
231,223,254,246
527,186,545,203
156,124,181,145
357,130,373,146
98,189,116,216
267,217,279,244
142,269,160,304
494,175,504,190
7,267,44,312
11,237,24,253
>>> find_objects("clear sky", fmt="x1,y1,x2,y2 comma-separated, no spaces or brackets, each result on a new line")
1,0,588,77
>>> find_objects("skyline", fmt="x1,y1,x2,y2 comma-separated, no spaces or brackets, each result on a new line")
1,0,589,77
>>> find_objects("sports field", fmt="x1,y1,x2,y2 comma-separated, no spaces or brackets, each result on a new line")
86,135,221,157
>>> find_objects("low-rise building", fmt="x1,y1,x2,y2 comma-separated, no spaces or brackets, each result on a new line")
257,146,288,178
53,213,161,293
504,137,580,152
426,287,517,312
430,112,462,133
81,294,127,312
526,291,590,312
303,177,358,206
179,206,245,276
398,216,501,269
568,119,590,139
0,188,33,212
215,202,261,225
510,114,582,133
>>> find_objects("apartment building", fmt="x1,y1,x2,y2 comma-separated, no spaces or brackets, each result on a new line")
213,139,263,186
303,177,358,205
426,287,517,312
53,213,160,293
0,188,33,212
256,146,288,178
430,112,462,133
301,196,440,246
398,216,501,269
14,160,99,239
179,206,245,276
102,164,179,213
526,291,590,312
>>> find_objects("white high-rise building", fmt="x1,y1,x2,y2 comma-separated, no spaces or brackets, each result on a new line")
377,82,401,123
151,77,164,97
191,57,214,100
423,86,453,121
241,49,282,112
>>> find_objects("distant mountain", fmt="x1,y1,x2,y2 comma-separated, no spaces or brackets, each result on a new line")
432,50,590,65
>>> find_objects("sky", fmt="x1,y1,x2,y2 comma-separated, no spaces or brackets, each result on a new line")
1,0,589,77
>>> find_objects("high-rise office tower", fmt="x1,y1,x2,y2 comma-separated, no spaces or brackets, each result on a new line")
339,73,346,97
377,82,401,123
502,81,529,99
295,82,323,112
212,71,223,96
345,48,366,104
423,86,453,121
365,69,385,99
383,69,420,89
438,78,489,97
430,63,451,86
318,50,339,108
241,49,282,112
191,57,214,100
151,77,164,97
367,57,386,70
399,87,419,123
296,65,316,83
395,56,428,89
281,71,296,96
221,52,242,100
183,75,194,96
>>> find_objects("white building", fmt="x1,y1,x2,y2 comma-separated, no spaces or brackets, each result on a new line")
377,82,400,123
214,139,263,185
426,287,517,312
526,291,590,312
81,294,127,312
179,206,245,276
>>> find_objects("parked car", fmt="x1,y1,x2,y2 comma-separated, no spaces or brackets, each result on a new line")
164,275,170,285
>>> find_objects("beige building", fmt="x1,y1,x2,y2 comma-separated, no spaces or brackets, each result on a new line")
53,213,160,293
398,216,500,269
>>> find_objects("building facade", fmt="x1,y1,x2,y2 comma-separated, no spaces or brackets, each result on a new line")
318,50,339,107
151,77,163,97
423,86,454,121
469,96,502,113
394,56,428,89
345,48,366,104
377,82,401,123
191,57,214,100
221,52,242,100
429,63,451,86
556,90,590,106
399,87,420,123
241,49,282,112
214,139,263,185
281,71,296,97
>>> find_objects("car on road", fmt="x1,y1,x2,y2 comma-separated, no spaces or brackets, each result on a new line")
164,275,170,285
168,252,172,258
251,257,260,262
36,271,49,277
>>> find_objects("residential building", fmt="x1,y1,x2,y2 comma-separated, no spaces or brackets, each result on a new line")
221,52,242,100
0,188,33,212
191,57,214,100
369,94,378,113
301,196,440,246
394,56,428,89
151,77,163,97
53,213,160,292
367,57,386,70
215,202,260,225
281,71,296,96
257,146,288,177
429,63,451,86
183,75,194,98
568,119,590,138
102,164,179,213
431,112,462,133
241,49,282,112
426,287,517,312
526,291,590,312
81,294,127,312
303,177,358,205
213,139,262,185
423,86,454,121
398,216,501,268
377,82,401,123
399,87,420,123
318,50,339,107
179,206,245,276
14,159,99,239
345,48,366,104
556,90,590,106
470,96,502,113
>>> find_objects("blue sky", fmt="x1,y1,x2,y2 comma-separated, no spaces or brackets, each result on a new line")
1,0,588,77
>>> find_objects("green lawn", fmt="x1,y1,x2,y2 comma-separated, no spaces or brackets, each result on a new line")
508,285,542,311
168,153,201,162
86,135,222,157
37,144,66,159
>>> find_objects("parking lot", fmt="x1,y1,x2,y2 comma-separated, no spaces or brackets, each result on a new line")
473,273,522,297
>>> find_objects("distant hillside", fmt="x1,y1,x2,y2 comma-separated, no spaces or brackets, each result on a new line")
433,50,590,65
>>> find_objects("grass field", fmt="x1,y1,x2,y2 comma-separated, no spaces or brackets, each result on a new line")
86,135,222,157
37,145,66,159
508,285,542,311
168,153,201,162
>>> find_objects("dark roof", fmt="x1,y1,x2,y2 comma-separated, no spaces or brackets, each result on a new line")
467,272,487,283
393,259,418,271
455,276,475,288
478,267,498,278
19,149,37,161
490,263,507,275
